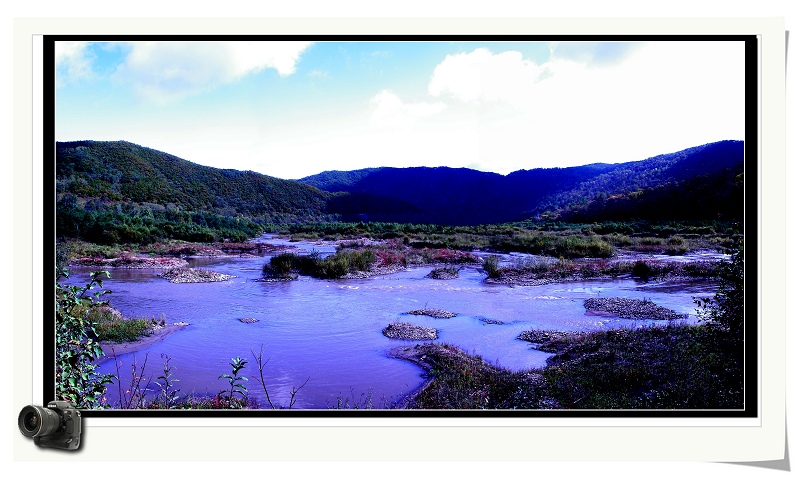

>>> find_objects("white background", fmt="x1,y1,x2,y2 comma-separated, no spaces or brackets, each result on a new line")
3,1,796,477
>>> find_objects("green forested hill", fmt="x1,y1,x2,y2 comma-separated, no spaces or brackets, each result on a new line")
57,140,332,219
56,140,335,244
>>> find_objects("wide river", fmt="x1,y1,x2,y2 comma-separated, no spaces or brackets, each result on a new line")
67,235,724,409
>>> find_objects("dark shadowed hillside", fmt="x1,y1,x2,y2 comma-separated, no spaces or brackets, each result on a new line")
300,140,744,225
537,140,745,221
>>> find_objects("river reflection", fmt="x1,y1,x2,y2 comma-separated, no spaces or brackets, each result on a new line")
66,235,719,409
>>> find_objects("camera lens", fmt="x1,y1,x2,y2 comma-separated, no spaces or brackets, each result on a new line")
22,411,39,431
18,405,61,438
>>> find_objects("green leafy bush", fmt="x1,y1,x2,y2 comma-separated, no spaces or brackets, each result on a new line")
55,269,116,408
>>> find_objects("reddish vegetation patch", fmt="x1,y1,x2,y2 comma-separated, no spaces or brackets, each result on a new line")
213,242,294,255
375,249,405,266
425,248,479,264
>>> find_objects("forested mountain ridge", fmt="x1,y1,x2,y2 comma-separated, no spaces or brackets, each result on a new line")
536,140,744,221
300,140,744,225
57,140,332,222
56,140,336,244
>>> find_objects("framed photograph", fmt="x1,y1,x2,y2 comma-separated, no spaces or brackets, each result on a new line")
46,34,756,418
15,16,786,463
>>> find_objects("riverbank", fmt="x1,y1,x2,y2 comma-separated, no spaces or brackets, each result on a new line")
99,322,189,363
388,343,554,409
389,320,743,410
483,256,720,287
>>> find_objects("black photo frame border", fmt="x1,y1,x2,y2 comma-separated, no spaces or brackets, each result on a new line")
44,33,759,419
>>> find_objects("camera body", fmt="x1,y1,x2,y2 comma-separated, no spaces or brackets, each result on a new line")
18,401,82,450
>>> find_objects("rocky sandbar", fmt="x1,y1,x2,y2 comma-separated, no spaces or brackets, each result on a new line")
382,323,438,340
159,267,236,283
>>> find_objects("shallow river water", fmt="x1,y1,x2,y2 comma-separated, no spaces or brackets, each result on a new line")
68,235,722,409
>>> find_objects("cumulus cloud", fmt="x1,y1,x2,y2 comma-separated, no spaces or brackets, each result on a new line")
55,41,94,84
115,41,313,103
370,89,446,127
428,48,550,104
418,42,744,171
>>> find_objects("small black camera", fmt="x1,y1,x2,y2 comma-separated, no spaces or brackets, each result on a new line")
18,401,82,450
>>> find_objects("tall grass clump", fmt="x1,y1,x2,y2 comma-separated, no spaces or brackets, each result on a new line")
553,235,614,258
482,255,501,278
665,235,688,255
93,311,152,343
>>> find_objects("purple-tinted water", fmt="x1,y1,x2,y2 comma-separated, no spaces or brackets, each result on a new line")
66,236,718,410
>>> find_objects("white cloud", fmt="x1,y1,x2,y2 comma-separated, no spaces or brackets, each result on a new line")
55,41,94,84
370,89,446,127
428,48,550,105
421,43,744,170
308,69,329,79
115,41,313,103
248,42,744,178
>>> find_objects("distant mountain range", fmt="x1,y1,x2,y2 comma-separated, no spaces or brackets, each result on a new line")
299,140,744,224
56,139,744,233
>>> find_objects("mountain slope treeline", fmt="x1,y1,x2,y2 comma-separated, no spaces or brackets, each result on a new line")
56,140,335,244
301,140,744,225
55,139,744,245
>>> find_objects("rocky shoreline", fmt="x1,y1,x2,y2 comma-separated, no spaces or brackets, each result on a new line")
340,263,408,279
406,307,457,319
517,329,573,344
583,297,687,320
159,267,236,283
425,267,460,280
72,256,189,269
98,322,189,363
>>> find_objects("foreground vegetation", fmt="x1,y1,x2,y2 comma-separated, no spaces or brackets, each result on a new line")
395,245,744,410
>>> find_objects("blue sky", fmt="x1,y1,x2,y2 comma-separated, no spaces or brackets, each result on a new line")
55,40,745,179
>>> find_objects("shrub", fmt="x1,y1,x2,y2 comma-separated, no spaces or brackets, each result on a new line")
696,244,744,338
55,269,116,408
667,235,686,246
482,255,501,278
631,260,653,278
263,252,298,279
